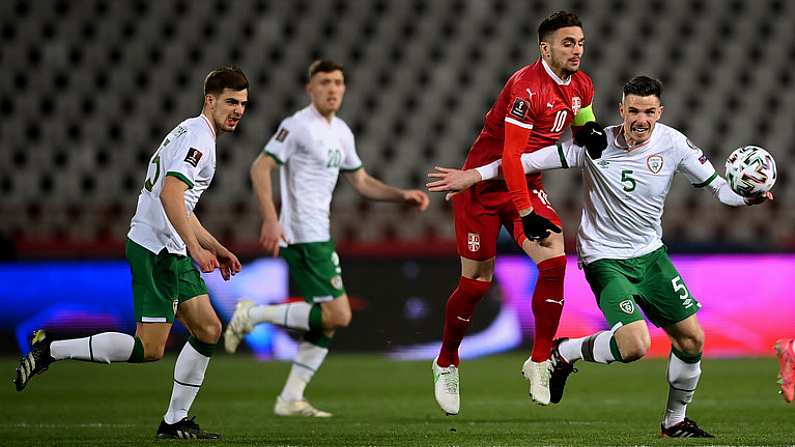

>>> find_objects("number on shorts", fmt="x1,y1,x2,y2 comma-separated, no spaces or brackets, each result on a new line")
532,189,553,210
671,275,694,308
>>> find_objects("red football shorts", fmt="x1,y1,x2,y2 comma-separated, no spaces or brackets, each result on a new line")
453,175,562,261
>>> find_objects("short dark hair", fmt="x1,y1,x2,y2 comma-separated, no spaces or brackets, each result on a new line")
204,65,249,96
308,59,345,81
538,11,583,43
623,75,663,100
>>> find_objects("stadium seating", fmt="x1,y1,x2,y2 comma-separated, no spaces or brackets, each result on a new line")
0,0,792,256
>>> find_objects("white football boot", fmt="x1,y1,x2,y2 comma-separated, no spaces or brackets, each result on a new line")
432,357,460,415
522,358,553,406
274,396,332,417
223,299,255,353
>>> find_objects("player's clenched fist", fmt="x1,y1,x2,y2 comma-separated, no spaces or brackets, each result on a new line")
521,211,561,242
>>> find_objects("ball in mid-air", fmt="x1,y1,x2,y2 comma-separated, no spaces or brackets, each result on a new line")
725,145,777,197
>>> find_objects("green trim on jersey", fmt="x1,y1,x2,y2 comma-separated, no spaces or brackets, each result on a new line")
692,171,718,188
166,171,194,189
572,104,596,127
556,141,569,168
340,165,363,173
264,151,284,165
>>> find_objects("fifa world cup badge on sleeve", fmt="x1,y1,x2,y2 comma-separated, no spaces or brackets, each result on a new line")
510,98,528,120
184,148,203,167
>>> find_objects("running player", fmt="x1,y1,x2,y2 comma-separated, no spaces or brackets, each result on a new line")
427,75,772,437
13,66,249,440
431,10,598,414
224,59,429,417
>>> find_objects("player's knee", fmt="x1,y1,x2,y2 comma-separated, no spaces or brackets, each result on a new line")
142,342,166,361
326,308,352,329
620,336,650,362
200,319,223,343
677,328,705,355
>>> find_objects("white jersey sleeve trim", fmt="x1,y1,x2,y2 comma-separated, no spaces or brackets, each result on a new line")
504,117,534,129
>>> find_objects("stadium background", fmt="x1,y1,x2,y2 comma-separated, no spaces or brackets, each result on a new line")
0,0,793,358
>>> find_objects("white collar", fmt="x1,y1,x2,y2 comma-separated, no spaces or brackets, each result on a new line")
541,59,572,86
199,113,216,139
309,103,335,125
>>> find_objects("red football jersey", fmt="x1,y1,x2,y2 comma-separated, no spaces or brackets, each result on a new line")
464,58,594,171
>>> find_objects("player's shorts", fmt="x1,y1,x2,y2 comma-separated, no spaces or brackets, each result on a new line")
583,246,701,328
125,238,208,324
453,175,561,260
281,240,346,303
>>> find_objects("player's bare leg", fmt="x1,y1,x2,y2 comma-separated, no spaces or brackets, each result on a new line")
520,231,566,406
433,257,493,415
157,295,222,439
774,338,795,403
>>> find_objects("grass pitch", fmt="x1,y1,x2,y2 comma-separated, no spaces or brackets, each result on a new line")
1,353,792,446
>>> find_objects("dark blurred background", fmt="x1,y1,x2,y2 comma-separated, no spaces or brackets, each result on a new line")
1,0,793,260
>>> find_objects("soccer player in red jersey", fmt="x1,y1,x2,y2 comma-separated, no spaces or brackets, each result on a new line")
432,11,600,414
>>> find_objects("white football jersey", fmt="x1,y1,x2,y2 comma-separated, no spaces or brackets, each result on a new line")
128,114,216,255
559,123,718,264
263,105,362,244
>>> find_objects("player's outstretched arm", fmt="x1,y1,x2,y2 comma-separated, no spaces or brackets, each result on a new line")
250,153,288,256
188,213,241,280
344,168,430,211
160,176,219,273
426,142,579,200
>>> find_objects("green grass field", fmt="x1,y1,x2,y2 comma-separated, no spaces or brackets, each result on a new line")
1,353,792,446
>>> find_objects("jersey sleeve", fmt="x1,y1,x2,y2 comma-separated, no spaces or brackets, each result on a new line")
263,118,300,164
675,136,718,188
501,78,539,211
340,125,362,172
475,140,581,181
163,131,211,189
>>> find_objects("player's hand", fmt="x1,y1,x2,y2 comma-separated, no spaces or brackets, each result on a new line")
574,121,607,159
259,220,288,257
426,167,482,201
402,189,430,211
521,211,561,242
215,247,242,281
745,190,774,205
190,246,220,273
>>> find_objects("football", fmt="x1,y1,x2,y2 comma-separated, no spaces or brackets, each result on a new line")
725,145,777,197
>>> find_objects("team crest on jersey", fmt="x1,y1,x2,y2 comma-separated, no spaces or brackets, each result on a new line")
184,148,203,167
619,299,635,314
510,98,528,120
467,233,480,252
646,154,664,174
571,96,582,115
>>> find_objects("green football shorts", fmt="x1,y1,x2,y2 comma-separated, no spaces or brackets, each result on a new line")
125,238,208,323
583,246,700,328
281,240,346,303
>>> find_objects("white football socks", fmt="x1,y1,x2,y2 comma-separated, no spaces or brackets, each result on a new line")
249,302,313,331
279,341,329,402
50,332,135,363
559,330,616,364
663,353,701,428
163,342,211,425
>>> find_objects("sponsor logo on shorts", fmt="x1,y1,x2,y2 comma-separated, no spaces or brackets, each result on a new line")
184,148,203,167
647,154,664,174
619,299,635,314
467,232,480,252
330,275,343,290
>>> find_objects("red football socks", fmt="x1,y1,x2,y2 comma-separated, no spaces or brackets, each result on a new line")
530,255,566,362
437,276,492,367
